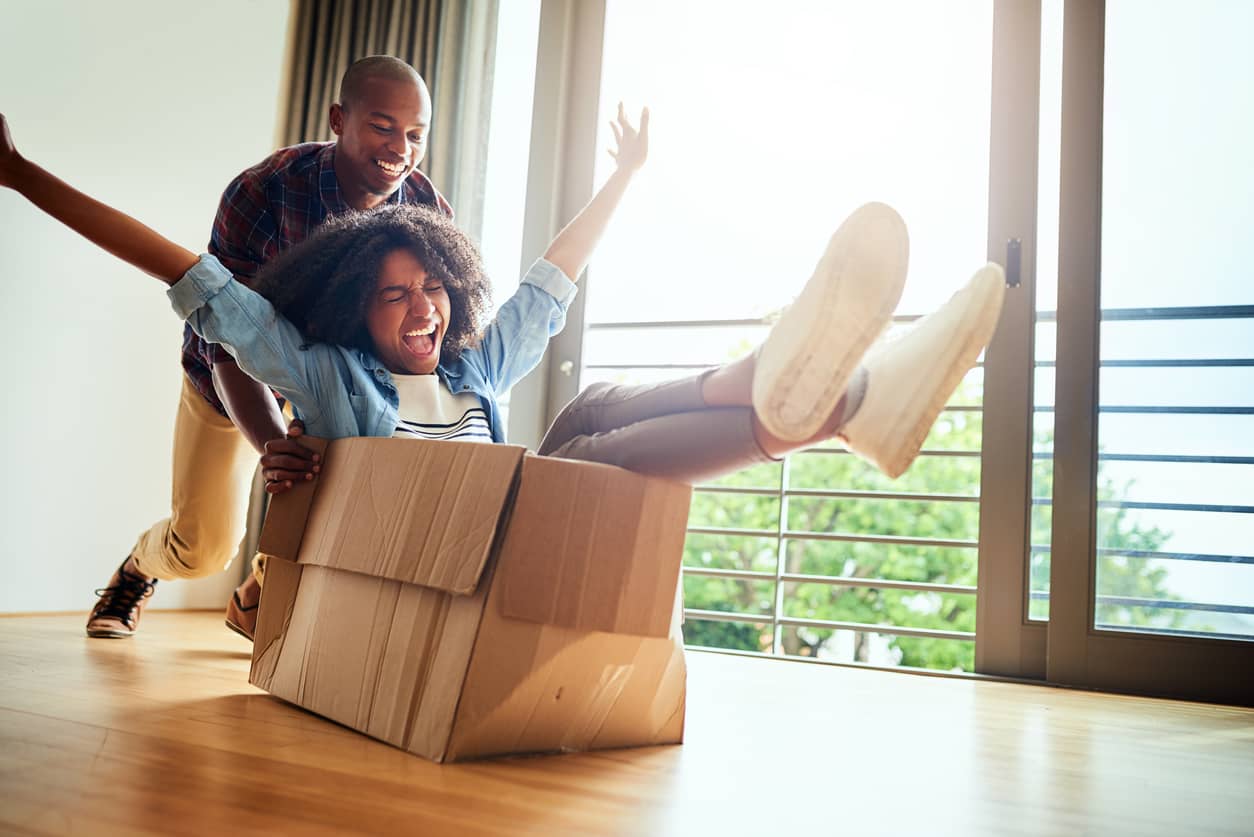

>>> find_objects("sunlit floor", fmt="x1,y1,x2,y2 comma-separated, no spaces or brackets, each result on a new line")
1,611,1251,836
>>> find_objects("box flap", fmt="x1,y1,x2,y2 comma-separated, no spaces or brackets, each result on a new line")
294,438,524,595
248,547,303,691
256,436,331,563
496,456,691,637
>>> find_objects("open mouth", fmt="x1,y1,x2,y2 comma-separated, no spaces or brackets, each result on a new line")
375,158,408,178
401,323,440,360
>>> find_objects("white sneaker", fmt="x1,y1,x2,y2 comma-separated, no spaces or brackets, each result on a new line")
838,263,1006,478
752,202,908,441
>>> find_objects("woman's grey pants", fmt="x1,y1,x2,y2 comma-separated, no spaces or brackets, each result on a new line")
537,376,778,484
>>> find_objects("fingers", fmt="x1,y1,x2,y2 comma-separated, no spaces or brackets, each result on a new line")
613,101,636,138
263,419,318,495
262,452,319,473
262,447,319,479
262,463,316,495
265,436,319,461
265,478,298,496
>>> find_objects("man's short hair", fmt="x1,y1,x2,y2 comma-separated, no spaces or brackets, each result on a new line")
339,56,426,110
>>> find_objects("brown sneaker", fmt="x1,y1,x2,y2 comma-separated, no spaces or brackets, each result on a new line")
86,557,158,638
225,574,260,641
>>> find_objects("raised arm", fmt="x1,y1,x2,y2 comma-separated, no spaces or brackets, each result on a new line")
542,104,649,282
0,114,197,284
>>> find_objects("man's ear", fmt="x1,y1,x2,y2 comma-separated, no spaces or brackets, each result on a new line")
329,103,345,137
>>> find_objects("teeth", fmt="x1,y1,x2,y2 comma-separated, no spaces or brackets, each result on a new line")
376,159,405,175
405,325,436,336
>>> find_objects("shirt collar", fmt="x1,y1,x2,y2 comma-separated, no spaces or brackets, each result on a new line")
357,349,458,386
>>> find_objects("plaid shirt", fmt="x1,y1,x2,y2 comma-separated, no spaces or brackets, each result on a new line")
183,142,453,415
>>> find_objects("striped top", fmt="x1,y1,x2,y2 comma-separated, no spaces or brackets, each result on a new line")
391,373,492,443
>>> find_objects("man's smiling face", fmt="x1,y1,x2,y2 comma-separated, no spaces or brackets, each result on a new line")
329,74,431,210
366,249,450,376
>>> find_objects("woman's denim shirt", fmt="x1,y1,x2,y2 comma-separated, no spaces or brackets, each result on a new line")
167,254,577,441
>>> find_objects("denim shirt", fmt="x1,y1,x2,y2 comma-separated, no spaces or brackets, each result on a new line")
167,254,577,441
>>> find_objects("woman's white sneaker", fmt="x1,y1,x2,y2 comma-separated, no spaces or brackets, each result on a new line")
752,202,909,442
837,263,1006,478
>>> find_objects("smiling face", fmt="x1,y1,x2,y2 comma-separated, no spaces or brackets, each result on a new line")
366,249,450,375
329,74,432,210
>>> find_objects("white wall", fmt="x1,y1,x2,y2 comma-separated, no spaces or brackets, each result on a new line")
0,0,292,613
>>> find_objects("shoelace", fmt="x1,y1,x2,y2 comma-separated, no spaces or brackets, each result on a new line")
93,571,157,626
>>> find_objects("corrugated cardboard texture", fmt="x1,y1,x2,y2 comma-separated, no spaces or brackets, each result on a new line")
496,456,691,638
296,438,524,594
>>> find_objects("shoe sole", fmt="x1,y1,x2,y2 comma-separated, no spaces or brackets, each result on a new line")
752,202,908,441
86,627,134,639
866,264,1005,478
224,617,254,642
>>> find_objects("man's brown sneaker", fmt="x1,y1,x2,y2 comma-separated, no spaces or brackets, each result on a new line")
86,557,158,638
225,574,260,641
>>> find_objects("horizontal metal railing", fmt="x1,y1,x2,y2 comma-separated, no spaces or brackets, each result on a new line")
1027,592,1254,616
687,526,978,550
681,566,976,595
695,485,980,502
1037,358,1254,367
684,608,974,642
1036,304,1254,322
1029,545,1254,565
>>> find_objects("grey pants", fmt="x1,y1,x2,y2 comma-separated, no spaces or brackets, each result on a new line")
537,375,778,484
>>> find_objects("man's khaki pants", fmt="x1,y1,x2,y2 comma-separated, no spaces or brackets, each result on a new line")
130,377,257,581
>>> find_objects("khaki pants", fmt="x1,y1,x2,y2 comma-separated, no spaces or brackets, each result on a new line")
130,377,257,581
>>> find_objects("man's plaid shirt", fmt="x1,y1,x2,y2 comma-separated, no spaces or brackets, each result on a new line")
184,141,453,416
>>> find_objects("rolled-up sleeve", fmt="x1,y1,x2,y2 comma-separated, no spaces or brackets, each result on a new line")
468,258,578,395
520,257,578,309
167,254,325,423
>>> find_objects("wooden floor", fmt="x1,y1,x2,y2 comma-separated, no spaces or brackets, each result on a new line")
1,613,1251,836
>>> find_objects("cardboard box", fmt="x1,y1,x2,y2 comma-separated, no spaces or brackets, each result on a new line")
249,436,691,762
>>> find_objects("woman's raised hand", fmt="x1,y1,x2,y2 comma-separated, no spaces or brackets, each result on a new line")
608,103,649,173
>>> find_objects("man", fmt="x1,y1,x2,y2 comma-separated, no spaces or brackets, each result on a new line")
87,56,452,640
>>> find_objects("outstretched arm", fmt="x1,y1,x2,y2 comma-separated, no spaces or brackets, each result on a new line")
0,114,197,284
542,103,649,283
